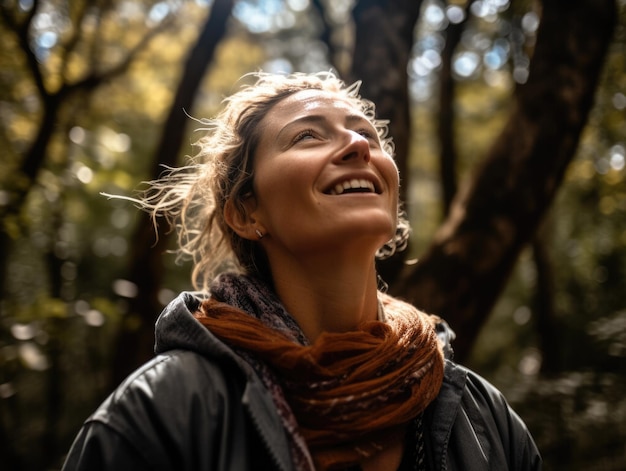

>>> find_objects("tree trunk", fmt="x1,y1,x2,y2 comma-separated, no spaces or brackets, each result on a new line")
392,0,617,361
438,2,476,216
0,2,172,300
351,0,423,206
310,0,340,74
532,233,560,374
0,92,62,300
350,0,425,284
110,0,235,386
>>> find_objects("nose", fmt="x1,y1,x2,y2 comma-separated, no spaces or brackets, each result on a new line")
334,129,371,164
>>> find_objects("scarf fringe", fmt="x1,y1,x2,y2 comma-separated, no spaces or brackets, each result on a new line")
196,276,444,470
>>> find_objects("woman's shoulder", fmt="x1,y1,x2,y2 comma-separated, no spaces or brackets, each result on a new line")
437,359,525,430
63,349,265,471
97,349,242,423
429,360,542,470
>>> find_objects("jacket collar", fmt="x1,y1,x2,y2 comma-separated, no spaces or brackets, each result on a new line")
426,360,468,469
154,292,297,471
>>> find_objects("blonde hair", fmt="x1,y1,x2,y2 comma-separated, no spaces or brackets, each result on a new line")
136,71,408,291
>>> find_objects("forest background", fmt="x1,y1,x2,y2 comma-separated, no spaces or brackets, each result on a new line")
0,0,624,469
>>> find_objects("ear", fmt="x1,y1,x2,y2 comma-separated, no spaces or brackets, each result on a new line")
224,195,263,241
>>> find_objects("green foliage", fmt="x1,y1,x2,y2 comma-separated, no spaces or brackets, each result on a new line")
0,0,624,469
508,371,626,470
465,5,626,469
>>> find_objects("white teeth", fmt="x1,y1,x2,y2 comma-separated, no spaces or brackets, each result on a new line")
330,178,375,195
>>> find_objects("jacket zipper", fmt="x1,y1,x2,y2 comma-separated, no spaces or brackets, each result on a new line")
245,403,291,471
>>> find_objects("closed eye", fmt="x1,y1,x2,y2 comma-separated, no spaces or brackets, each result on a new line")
355,128,381,146
357,128,375,139
292,129,318,144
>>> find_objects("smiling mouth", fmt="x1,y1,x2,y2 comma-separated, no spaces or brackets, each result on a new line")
327,178,377,195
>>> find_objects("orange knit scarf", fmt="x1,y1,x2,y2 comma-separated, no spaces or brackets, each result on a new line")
195,293,444,470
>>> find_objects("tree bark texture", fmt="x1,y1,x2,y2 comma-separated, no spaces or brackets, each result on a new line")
392,0,617,361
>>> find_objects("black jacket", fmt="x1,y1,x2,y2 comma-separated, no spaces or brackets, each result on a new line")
63,292,541,470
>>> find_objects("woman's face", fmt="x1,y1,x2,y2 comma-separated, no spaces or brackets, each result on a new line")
247,89,400,261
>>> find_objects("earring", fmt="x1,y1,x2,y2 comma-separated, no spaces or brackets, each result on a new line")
255,229,264,240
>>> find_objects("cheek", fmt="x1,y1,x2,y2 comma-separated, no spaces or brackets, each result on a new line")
384,159,400,198
256,164,300,197
256,155,316,194
253,164,313,224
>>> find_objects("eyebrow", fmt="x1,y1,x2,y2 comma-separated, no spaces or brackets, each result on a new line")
276,114,374,141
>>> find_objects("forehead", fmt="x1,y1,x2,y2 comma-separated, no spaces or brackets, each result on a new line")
265,89,366,123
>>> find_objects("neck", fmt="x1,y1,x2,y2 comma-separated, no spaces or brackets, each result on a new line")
267,251,381,342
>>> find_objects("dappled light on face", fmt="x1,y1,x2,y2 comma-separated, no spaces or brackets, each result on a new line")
0,0,622,468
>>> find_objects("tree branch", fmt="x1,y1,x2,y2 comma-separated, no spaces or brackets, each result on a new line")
0,0,48,98
59,0,92,79
393,0,617,361
110,0,236,386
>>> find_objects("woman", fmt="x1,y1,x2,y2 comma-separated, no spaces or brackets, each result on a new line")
63,72,541,470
